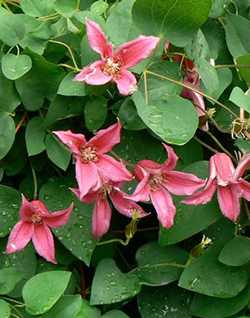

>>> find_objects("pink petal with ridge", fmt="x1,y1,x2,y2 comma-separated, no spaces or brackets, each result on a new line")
86,18,113,59
163,170,206,196
32,223,56,264
126,175,151,202
114,70,137,95
150,186,176,228
53,130,86,155
213,153,235,185
238,180,250,201
43,203,74,228
232,153,250,181
20,195,36,221
89,121,121,154
92,198,111,238
5,221,34,254
217,184,240,222
162,144,179,171
137,160,162,175
115,35,160,69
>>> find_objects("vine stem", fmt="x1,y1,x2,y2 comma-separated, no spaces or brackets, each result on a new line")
193,136,219,155
30,163,38,200
110,151,136,168
97,237,130,246
215,64,250,69
145,70,238,118
15,111,28,133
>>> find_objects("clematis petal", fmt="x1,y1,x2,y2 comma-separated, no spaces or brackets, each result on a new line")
74,60,112,85
162,144,179,171
114,70,137,96
19,195,37,221
126,175,151,202
232,153,250,181
43,203,74,228
92,197,111,238
137,160,163,175
217,184,240,222
163,171,206,196
89,120,121,154
150,186,176,228
212,153,235,185
181,178,216,205
110,189,149,218
75,159,100,199
86,19,114,59
53,130,86,155
237,180,250,201
5,221,34,254
32,223,56,264
115,35,160,69
96,154,133,182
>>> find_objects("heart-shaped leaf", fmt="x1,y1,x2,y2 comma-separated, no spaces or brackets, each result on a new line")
2,54,32,80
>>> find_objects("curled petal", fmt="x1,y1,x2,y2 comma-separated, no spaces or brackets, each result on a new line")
150,186,176,228
43,203,74,228
75,159,100,199
217,185,240,222
5,221,34,254
126,175,151,202
237,180,250,201
137,160,163,175
74,61,112,85
212,153,235,185
32,223,56,264
92,197,111,238
19,195,37,221
162,144,179,171
89,120,121,154
53,130,86,155
163,171,206,196
115,35,160,69
71,187,99,203
110,189,149,218
181,178,216,205
86,19,113,59
114,70,137,96
96,154,133,182
232,154,250,181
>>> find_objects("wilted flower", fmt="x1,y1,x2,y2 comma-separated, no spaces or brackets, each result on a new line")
74,19,160,95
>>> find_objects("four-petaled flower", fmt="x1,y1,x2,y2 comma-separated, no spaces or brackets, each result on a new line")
71,178,149,238
74,19,160,95
54,121,133,200
182,153,250,222
6,195,73,264
126,145,206,228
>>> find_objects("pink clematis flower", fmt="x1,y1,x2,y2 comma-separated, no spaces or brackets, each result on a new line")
126,145,206,228
74,19,160,95
72,179,149,238
6,195,73,264
54,121,133,200
182,153,250,222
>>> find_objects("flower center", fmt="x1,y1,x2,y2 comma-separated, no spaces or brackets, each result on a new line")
30,213,43,225
80,145,98,164
103,55,123,79
148,174,164,191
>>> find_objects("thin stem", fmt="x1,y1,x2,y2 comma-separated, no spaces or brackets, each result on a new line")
77,0,81,11
230,0,238,15
15,111,28,133
1,0,12,12
58,63,79,71
7,0,19,3
97,237,130,246
110,151,136,168
215,64,250,69
117,247,132,270
39,12,59,21
9,304,24,318
145,70,238,118
30,163,38,200
205,130,237,162
114,226,159,234
0,297,24,306
143,72,149,105
16,45,20,56
194,136,219,154
49,40,80,71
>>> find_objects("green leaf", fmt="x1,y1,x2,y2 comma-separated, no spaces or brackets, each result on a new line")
235,139,250,153
0,69,21,113
225,14,250,58
185,29,210,60
219,237,250,267
0,113,15,160
102,311,130,318
23,271,71,315
76,299,101,318
85,96,108,132
0,186,22,238
15,52,65,111
2,54,32,80
58,73,86,96
210,68,232,101
39,178,98,265
90,259,141,305
43,295,82,318
0,299,10,318
25,116,46,156
189,284,250,318
133,91,199,145
54,0,78,18
20,0,56,17
237,54,250,86
195,57,219,93
229,86,250,113
134,242,188,286
45,134,71,171
209,0,230,18
132,0,212,47
118,97,146,130
173,139,203,170
137,284,192,318
0,13,25,46
0,268,25,294
91,0,109,15
159,161,221,246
